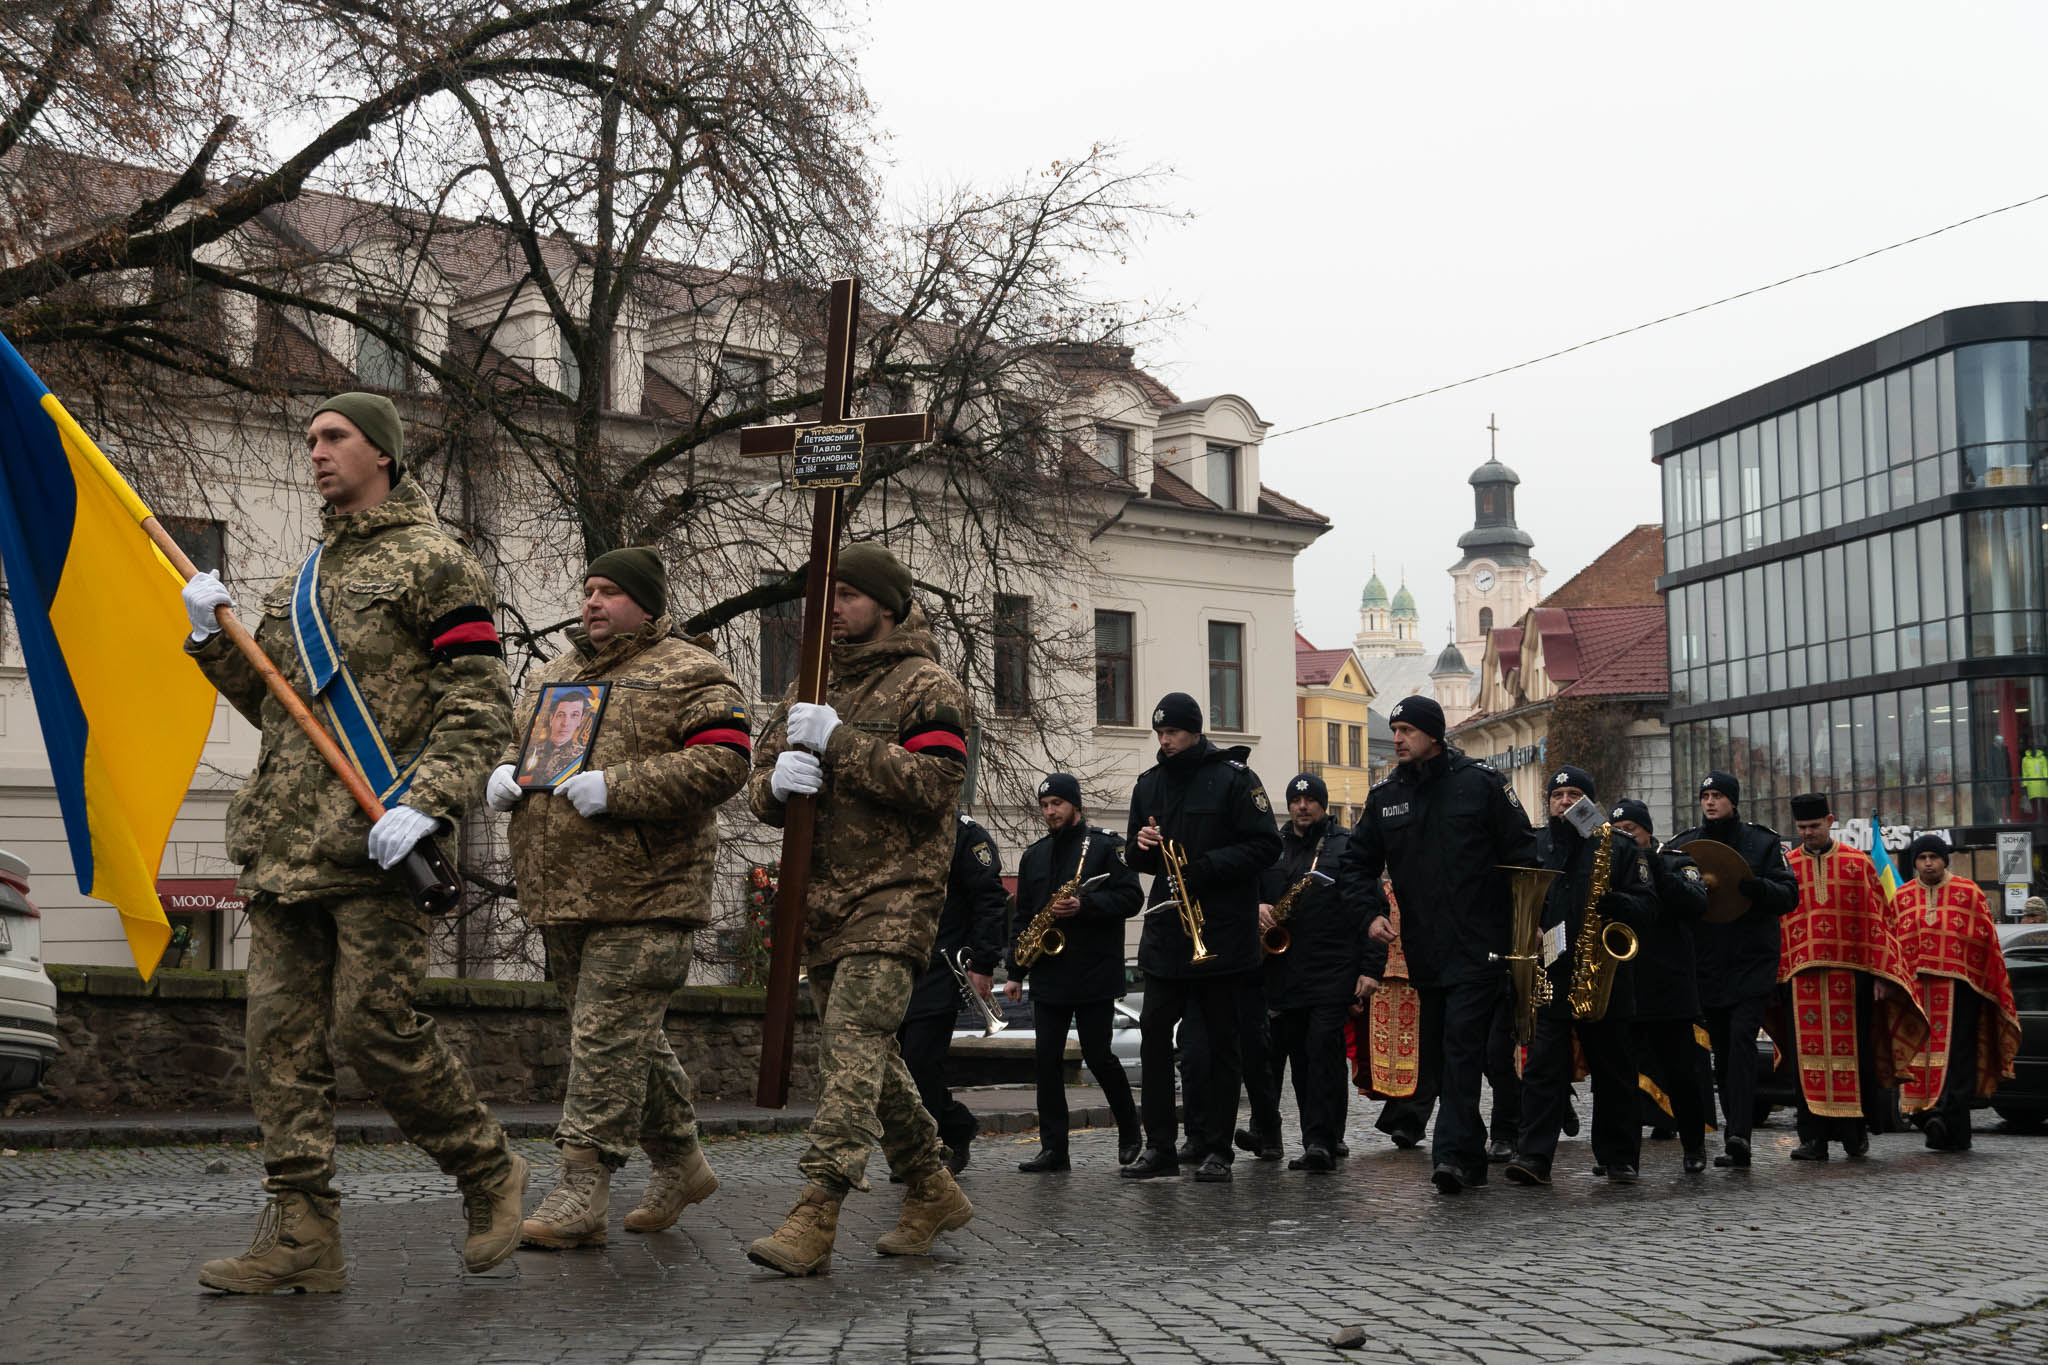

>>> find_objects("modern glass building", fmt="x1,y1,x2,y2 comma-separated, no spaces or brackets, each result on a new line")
1655,303,2048,853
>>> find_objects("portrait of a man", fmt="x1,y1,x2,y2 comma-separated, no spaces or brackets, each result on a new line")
515,682,609,790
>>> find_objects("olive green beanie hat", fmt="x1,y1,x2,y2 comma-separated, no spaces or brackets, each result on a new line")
586,546,667,618
312,392,404,486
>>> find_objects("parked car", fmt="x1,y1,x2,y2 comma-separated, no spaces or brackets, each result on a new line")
1990,924,2048,1132
0,850,60,1096
951,983,1145,1084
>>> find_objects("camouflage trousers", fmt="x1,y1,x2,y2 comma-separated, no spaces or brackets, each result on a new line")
544,921,701,1169
246,892,511,1202
799,953,945,1195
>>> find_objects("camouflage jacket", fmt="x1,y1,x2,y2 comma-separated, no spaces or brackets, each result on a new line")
748,603,968,968
504,617,750,927
189,477,512,902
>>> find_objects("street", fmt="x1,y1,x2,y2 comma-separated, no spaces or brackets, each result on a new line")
3,1106,2046,1364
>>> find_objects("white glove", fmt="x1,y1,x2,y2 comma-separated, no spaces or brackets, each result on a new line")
786,702,841,752
182,571,234,641
557,770,608,817
769,749,824,802
367,804,438,869
485,763,522,812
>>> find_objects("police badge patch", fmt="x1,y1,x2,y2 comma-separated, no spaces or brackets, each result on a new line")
974,842,993,868
1638,861,1651,885
1152,707,1166,726
1117,844,1128,864
1683,865,1703,883
1252,787,1270,813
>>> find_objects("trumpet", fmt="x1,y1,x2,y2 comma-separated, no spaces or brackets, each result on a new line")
945,947,1006,1036
1158,838,1219,966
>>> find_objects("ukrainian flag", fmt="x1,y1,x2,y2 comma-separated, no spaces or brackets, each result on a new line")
0,332,216,978
1869,809,1902,901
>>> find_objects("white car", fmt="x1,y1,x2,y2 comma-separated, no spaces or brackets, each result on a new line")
0,850,60,1096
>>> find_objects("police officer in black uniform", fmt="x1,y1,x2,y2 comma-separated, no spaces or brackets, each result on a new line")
1259,772,1377,1171
1608,797,1712,1174
1006,772,1144,1172
1338,695,1537,1195
1503,768,1657,1187
1122,692,1282,1183
896,813,1009,1173
1670,770,1798,1170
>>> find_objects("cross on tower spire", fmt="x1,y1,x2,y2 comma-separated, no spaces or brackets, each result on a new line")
1487,413,1499,459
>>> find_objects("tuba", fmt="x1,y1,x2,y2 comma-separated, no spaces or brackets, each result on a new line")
1566,824,1639,1021
1159,838,1218,965
1488,864,1561,1045
1014,836,1089,968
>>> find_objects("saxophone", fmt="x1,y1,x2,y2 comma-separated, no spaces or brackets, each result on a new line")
1566,823,1639,1021
1261,836,1329,956
1014,836,1089,968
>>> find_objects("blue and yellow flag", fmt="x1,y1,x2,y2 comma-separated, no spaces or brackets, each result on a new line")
0,332,216,978
1869,810,1902,901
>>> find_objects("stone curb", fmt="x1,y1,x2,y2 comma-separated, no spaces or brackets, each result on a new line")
0,1102,1126,1152
1628,1284,2048,1363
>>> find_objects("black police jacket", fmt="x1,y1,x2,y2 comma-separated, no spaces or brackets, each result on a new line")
1008,821,1142,1006
906,814,1009,1020
1533,822,1657,1022
1259,817,1379,1007
1337,744,1538,989
1126,737,1282,979
1670,815,1798,1008
1631,842,1709,1022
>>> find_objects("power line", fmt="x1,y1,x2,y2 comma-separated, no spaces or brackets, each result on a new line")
1266,188,2048,441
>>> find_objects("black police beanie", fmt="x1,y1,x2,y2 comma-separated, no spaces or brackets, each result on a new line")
1151,692,1202,733
1699,770,1741,804
1037,772,1083,808
1550,766,1597,802
587,547,666,619
1287,772,1329,807
1389,695,1445,742
1906,833,1951,865
1609,798,1653,834
313,392,404,486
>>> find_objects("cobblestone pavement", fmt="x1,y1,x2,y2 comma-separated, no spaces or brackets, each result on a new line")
2,1109,2046,1365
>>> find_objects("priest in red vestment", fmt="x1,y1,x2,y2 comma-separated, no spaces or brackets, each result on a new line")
1894,835,2021,1152
1780,794,1926,1161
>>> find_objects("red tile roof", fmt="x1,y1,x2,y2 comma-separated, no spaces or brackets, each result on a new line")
1297,644,1355,687
1540,524,1665,608
1558,604,1668,698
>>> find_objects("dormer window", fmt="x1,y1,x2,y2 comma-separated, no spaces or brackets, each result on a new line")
355,301,412,391
559,328,582,401
717,352,769,418
1095,425,1130,475
1206,442,1240,509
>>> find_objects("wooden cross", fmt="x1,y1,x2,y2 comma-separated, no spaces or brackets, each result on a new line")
740,276,933,1108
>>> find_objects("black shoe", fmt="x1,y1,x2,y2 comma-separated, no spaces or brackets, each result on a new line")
944,1133,973,1174
1503,1155,1550,1186
1683,1147,1707,1174
1117,1140,1142,1166
1561,1106,1581,1138
1174,1138,1201,1163
1789,1140,1829,1161
1016,1150,1070,1173
1714,1135,1751,1169
1388,1127,1423,1150
1289,1146,1335,1172
1235,1127,1283,1162
1649,1126,1676,1141
1590,1163,1606,1177
1605,1164,1640,1184
1430,1162,1467,1195
1487,1137,1514,1163
1193,1154,1233,1183
1120,1147,1179,1179
1333,1142,1351,1159
1844,1132,1870,1160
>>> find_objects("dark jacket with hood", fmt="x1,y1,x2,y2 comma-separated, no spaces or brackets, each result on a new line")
1125,737,1282,979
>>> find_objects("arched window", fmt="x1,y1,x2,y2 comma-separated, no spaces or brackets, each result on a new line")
1478,607,1493,635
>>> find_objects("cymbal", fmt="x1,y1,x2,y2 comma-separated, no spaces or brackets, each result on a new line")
1678,838,1752,923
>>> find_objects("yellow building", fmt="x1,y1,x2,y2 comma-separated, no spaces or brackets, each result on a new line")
1295,632,1382,825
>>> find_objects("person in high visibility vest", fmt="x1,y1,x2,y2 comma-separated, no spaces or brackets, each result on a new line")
2022,746,2048,801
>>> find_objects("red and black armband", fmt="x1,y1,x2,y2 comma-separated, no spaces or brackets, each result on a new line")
901,711,968,764
427,605,503,663
685,705,752,759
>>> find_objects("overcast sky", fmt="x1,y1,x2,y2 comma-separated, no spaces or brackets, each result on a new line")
856,0,2048,654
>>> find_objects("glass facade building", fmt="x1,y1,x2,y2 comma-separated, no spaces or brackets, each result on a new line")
1655,303,2048,844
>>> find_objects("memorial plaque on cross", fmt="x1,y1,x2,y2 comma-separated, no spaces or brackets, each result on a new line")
741,276,933,1107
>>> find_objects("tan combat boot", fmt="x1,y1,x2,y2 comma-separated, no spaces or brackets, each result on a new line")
744,1184,841,1276
198,1191,347,1294
459,1151,529,1272
624,1145,718,1233
874,1166,974,1256
520,1145,611,1248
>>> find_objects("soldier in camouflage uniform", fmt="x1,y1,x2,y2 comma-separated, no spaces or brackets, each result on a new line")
179,393,525,1292
483,547,750,1248
743,543,973,1276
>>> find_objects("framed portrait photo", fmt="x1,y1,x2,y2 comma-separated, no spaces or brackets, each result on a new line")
514,681,611,792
